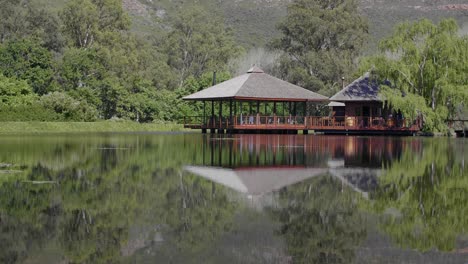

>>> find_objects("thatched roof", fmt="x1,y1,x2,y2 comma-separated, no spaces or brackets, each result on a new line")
330,72,382,102
183,66,328,101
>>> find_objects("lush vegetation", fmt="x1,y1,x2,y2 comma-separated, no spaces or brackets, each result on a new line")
271,0,369,96
0,0,240,124
368,138,468,252
0,0,465,132
359,19,468,132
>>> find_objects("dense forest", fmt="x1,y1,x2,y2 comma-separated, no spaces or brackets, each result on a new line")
0,0,466,131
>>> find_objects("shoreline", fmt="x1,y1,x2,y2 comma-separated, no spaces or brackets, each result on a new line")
0,121,190,134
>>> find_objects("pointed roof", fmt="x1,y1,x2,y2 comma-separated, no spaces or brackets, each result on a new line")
184,166,327,195
330,72,382,102
183,67,328,101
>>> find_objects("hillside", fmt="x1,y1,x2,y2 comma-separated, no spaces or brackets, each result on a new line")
33,0,467,49
122,0,468,49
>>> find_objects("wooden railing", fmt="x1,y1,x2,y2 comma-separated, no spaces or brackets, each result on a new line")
235,115,306,127
184,115,417,130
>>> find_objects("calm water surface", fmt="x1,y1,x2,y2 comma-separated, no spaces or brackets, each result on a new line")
0,134,466,263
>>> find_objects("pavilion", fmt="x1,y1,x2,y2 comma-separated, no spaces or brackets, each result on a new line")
183,66,328,134
183,69,421,135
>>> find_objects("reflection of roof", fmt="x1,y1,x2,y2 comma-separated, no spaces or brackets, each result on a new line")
330,72,382,102
184,166,327,195
183,67,328,101
185,163,380,199
329,168,381,198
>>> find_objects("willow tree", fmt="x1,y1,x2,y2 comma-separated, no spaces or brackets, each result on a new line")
270,0,368,95
360,19,468,132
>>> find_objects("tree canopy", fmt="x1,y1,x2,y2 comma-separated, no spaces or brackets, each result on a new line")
271,0,368,95
359,19,468,132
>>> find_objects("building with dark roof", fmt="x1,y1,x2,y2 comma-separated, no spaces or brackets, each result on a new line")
182,69,421,135
328,73,421,132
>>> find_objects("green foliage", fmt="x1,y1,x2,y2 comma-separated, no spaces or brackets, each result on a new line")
359,19,468,132
162,6,243,87
0,0,63,51
370,139,468,252
271,0,368,95
60,0,130,49
58,47,105,91
268,176,367,263
0,104,62,122
40,92,98,121
0,38,56,95
0,74,37,105
176,71,232,118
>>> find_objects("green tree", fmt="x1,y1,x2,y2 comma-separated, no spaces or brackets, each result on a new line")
0,38,56,95
60,0,130,49
271,0,368,95
162,6,242,88
0,0,63,51
0,74,37,106
0,0,27,43
359,19,468,132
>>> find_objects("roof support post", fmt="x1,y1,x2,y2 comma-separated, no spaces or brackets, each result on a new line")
256,101,260,113
234,100,237,116
219,101,223,128
211,101,215,127
303,101,307,116
229,100,233,125
203,101,206,125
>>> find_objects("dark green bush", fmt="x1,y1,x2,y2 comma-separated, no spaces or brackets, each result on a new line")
0,104,62,121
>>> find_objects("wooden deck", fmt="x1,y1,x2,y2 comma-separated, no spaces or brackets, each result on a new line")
184,115,420,135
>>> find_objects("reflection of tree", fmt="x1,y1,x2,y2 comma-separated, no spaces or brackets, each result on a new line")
371,139,468,252
0,135,237,263
268,176,367,264
156,171,236,254
0,164,58,264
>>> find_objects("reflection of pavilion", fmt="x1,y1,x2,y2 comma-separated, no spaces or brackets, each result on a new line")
185,165,328,196
185,135,420,199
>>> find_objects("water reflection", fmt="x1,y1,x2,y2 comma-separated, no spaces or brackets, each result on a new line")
0,134,465,263
187,135,419,199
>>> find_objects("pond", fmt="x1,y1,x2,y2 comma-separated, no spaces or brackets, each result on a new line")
0,133,466,263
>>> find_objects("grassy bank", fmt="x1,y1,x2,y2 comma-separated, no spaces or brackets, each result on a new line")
0,121,190,134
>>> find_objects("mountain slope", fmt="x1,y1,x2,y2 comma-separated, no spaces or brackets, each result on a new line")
124,0,468,48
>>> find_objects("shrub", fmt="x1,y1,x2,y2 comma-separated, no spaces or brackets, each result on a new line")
39,92,98,121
